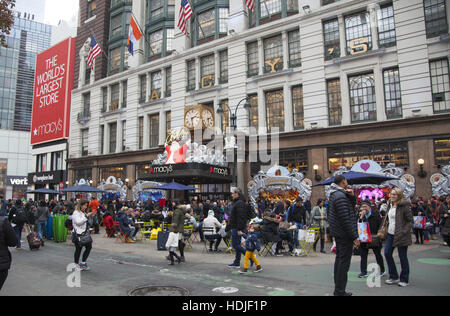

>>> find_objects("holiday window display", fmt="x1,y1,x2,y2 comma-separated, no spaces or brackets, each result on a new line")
97,176,127,200
430,164,450,198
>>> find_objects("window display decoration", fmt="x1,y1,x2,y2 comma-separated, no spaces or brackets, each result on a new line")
132,180,167,202
97,176,127,200
430,164,450,198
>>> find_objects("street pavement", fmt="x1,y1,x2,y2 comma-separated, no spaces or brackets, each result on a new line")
1,229,449,296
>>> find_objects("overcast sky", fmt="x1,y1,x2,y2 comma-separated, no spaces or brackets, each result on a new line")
44,0,79,26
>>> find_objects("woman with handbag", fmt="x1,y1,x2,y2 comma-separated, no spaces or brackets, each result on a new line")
72,200,94,271
381,188,413,287
357,201,385,278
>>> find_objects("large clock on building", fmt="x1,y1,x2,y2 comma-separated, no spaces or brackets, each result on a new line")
184,105,215,130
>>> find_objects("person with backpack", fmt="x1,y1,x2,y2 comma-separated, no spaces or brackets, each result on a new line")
36,201,50,240
0,215,18,290
8,200,28,249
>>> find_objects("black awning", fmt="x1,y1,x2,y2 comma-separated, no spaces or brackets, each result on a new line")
138,163,232,185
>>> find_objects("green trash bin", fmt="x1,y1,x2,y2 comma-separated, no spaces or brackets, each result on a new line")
53,214,69,243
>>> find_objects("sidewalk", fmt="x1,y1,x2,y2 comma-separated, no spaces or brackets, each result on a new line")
73,228,444,267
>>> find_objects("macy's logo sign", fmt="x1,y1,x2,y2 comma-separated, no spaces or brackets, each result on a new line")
33,119,63,137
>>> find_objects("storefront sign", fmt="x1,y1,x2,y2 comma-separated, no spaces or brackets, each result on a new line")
7,176,28,186
349,37,368,55
201,75,214,89
30,37,76,145
210,167,228,176
265,57,281,73
151,165,174,174
28,171,64,184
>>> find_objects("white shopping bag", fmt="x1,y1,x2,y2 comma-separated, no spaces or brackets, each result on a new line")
306,232,316,243
298,229,307,241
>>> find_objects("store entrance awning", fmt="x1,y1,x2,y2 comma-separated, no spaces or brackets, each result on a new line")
138,163,232,185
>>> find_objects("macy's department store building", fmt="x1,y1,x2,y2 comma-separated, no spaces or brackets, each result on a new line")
67,0,450,201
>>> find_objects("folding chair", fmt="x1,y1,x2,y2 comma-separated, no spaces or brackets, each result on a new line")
139,222,154,243
202,227,216,253
162,223,171,231
298,227,319,257
223,233,233,254
259,236,275,257
183,225,194,249
114,222,128,244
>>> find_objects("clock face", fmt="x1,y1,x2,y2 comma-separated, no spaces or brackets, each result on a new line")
185,109,201,129
202,109,214,128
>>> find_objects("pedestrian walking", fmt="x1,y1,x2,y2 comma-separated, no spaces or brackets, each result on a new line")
411,199,425,244
383,188,413,287
72,200,94,271
357,200,385,278
8,200,28,249
311,198,327,253
36,201,50,240
440,195,450,252
0,215,18,290
166,223,182,265
239,224,263,274
328,175,359,296
227,187,248,269
172,203,188,263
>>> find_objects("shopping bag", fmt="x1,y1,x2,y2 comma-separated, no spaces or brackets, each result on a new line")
306,231,316,243
358,221,372,243
298,229,307,241
414,216,426,229
150,228,162,240
330,241,336,253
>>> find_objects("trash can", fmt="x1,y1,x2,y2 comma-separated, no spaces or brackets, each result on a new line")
53,214,69,243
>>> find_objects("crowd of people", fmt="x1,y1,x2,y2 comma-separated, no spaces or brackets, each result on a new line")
0,186,449,292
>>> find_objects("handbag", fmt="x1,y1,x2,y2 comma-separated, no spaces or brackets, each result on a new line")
376,215,388,240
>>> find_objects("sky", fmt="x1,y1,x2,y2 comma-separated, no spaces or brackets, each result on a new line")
44,0,79,26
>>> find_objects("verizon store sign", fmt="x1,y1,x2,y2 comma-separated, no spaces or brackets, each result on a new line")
6,176,29,186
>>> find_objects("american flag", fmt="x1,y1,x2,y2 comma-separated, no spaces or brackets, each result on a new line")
245,0,255,11
178,0,193,35
87,35,102,70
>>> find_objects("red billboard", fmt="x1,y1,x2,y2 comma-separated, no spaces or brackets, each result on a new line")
30,37,76,145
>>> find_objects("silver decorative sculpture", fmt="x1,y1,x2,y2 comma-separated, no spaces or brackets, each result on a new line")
430,164,450,198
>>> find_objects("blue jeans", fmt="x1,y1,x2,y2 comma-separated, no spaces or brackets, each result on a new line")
231,229,246,265
13,224,24,248
384,234,410,283
292,222,304,247
37,220,47,239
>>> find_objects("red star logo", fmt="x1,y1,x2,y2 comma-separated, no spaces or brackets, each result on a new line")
150,168,154,174
210,167,214,173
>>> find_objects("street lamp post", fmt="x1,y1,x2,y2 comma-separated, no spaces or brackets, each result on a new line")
217,97,251,188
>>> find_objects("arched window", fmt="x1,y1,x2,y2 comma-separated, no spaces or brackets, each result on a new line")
349,73,377,122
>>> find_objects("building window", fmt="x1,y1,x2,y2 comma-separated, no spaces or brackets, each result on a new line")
260,0,282,19
265,89,284,133
328,142,409,171
429,58,450,113
219,50,228,84
288,29,301,67
187,60,196,91
51,151,63,171
150,0,163,18
100,125,105,154
292,85,304,130
110,14,123,39
36,154,47,172
84,66,91,85
109,47,122,73
122,120,126,151
200,54,215,89
434,139,450,166
263,34,283,73
345,12,372,56
81,129,89,157
122,81,127,108
198,9,216,40
327,78,342,126
323,18,340,60
110,84,120,111
322,0,340,5
88,0,97,18
349,73,377,122
378,3,396,47
139,75,147,103
424,0,448,38
165,67,172,97
100,167,125,182
383,68,403,119
149,114,159,148
149,29,163,57
247,41,259,77
82,92,90,115
248,94,258,132
138,117,144,150
109,123,117,154
150,71,162,101
102,87,108,112
166,28,174,52
166,111,171,137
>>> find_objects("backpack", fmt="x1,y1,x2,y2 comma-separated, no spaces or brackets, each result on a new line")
12,207,27,225
246,203,256,220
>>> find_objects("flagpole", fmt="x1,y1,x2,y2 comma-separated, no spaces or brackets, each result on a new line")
129,11,155,56
86,26,109,61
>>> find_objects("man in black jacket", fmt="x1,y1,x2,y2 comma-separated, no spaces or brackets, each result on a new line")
0,216,19,290
328,175,359,296
291,197,307,248
227,188,248,268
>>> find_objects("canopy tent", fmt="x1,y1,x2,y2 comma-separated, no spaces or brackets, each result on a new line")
26,188,61,194
61,185,106,193
152,181,197,191
313,171,399,187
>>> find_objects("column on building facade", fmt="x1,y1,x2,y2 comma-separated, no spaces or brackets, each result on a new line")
214,50,220,86
173,0,190,54
143,114,150,149
104,123,110,154
158,109,165,146
374,62,386,122
338,15,346,58
257,38,264,76
169,58,186,130
368,3,380,51
116,120,121,153
340,69,351,126
195,56,200,91
282,31,289,70
228,0,248,34
107,85,112,111
146,72,151,103
257,87,267,134
283,83,293,132
92,167,99,187
161,67,167,98
394,0,433,117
